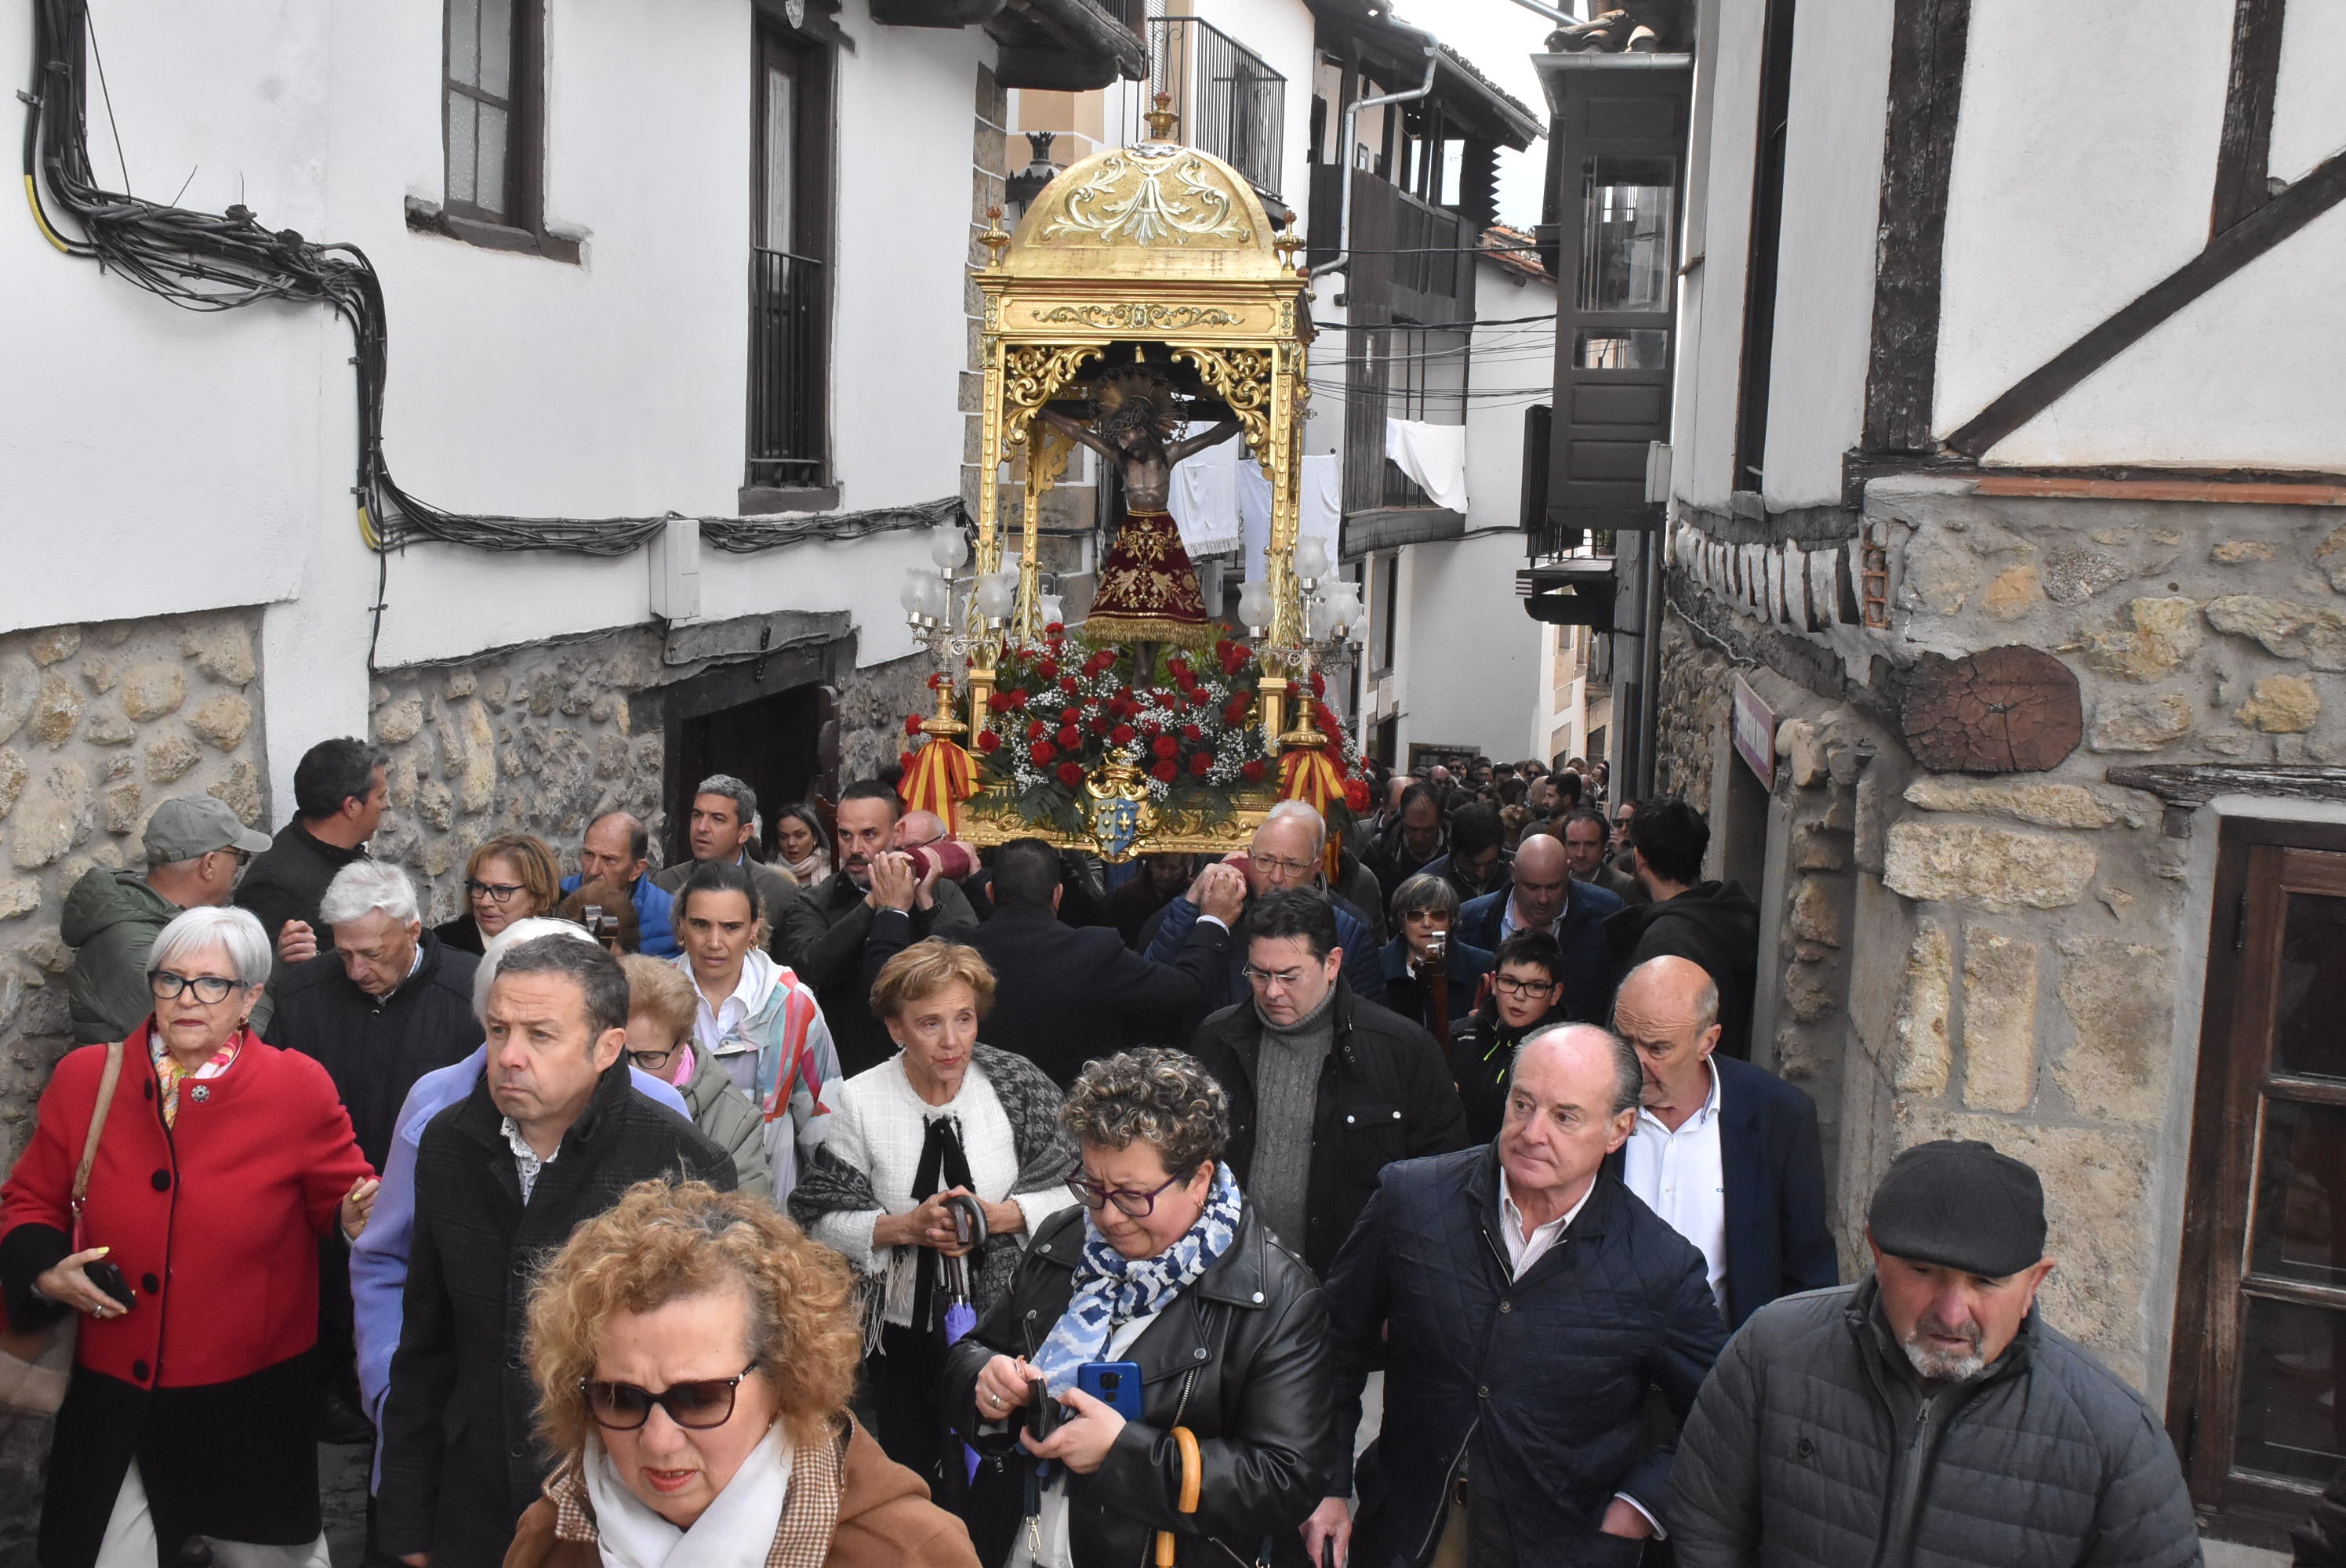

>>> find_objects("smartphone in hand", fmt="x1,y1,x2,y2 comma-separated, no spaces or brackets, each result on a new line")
85,1261,136,1311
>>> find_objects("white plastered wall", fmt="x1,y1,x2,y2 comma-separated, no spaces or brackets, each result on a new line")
1933,0,2232,441
5,0,971,820
1755,0,1894,510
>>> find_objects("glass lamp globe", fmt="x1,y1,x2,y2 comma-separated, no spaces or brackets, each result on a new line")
899,568,932,617
975,570,1015,620
1294,535,1332,583
1039,593,1065,627
1237,579,1273,632
930,527,971,570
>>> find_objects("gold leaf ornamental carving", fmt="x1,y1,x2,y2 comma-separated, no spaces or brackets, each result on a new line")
1001,345,1104,448
1039,149,1255,246
1171,345,1273,458
1034,303,1244,330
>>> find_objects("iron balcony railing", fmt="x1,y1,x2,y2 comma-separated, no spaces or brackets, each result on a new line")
1134,16,1285,199
747,246,826,489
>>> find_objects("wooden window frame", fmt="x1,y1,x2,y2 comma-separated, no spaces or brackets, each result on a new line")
2168,814,2346,1550
407,0,580,264
741,20,837,513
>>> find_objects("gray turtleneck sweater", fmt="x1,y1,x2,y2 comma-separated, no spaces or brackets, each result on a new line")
1247,987,1338,1255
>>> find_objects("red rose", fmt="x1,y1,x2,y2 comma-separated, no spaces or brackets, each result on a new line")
987,691,1012,713
1089,716,1110,735
1110,724,1135,746
1056,760,1085,787
1153,735,1178,759
1026,719,1048,741
1030,741,1056,766
1116,687,1136,705
1241,758,1267,782
1189,750,1212,777
1059,676,1079,694
1345,779,1372,811
1233,644,1252,664
1316,702,1342,733
1182,724,1203,742
899,750,917,772
977,729,1001,753
1037,659,1060,681
1310,671,1327,697
1062,706,1082,723
1008,688,1028,707
1046,622,1066,637
903,713,924,735
1215,639,1233,657
1152,759,1178,783
1057,725,1080,750
1223,702,1249,727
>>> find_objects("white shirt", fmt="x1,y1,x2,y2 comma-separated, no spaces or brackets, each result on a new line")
1497,1168,1594,1279
1621,1060,1728,1315
691,962,765,1061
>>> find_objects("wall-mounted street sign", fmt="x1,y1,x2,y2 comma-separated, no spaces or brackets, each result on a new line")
1732,673,1776,790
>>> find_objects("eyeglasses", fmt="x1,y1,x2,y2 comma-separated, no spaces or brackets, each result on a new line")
626,1046,679,1072
1242,963,1314,991
1249,854,1316,876
149,970,242,1004
1066,1170,1186,1217
1492,975,1557,998
467,879,526,904
582,1360,759,1431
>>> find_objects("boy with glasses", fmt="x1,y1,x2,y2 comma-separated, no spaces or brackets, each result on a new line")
1446,931,1568,1142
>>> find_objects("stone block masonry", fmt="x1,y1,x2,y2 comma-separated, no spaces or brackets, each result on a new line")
1654,476,2346,1391
0,610,270,1168
365,630,929,927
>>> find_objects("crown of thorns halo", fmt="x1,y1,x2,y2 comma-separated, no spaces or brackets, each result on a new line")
1085,369,1185,438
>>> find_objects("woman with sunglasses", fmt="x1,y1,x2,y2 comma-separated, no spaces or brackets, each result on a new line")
943,1048,1331,1568
0,905,377,1568
618,955,772,1200
436,835,565,956
789,939,1077,1495
510,1178,978,1568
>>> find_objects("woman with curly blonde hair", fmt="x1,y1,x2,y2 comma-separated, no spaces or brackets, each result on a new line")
507,1178,976,1568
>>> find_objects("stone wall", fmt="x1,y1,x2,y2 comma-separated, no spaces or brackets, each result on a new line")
0,611,270,1160
362,629,928,924
1661,474,2346,1391
0,608,268,1555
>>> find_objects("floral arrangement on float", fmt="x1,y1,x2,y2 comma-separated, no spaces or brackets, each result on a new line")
898,621,1364,849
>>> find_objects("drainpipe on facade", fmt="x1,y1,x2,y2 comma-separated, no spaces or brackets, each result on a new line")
1309,25,1437,285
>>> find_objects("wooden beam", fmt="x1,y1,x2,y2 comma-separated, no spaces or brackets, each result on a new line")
1861,0,1970,454
1947,147,2346,459
2211,0,2287,236
1974,474,2346,506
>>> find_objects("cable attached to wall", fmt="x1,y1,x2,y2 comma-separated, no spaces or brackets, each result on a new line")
20,0,957,656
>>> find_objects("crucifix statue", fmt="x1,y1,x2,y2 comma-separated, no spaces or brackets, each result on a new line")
1042,368,1243,650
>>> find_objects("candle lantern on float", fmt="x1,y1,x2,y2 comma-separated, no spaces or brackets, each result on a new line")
898,98,1366,862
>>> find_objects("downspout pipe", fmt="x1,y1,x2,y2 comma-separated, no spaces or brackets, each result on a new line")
1310,23,1438,283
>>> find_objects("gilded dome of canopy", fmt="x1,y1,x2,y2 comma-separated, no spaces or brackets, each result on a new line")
1003,138,1287,281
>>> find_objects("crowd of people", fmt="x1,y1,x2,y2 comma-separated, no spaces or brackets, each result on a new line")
0,736,2220,1567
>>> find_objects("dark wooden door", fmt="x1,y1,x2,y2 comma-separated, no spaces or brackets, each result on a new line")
675,685,825,862
1545,62,1690,537
2172,822,2346,1545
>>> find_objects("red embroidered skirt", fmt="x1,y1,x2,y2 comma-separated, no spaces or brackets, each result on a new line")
1084,510,1213,648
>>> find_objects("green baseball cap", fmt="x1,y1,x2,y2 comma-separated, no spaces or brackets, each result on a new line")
144,796,272,864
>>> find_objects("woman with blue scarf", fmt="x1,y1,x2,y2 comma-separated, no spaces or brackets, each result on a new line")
944,1049,1331,1568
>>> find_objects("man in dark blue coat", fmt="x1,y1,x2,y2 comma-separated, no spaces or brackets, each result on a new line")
1455,833,1620,1024
1606,956,1837,1330
1309,1022,1725,1567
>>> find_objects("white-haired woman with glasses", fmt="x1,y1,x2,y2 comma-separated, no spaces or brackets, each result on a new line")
0,904,378,1568
507,1178,977,1568
944,1048,1331,1568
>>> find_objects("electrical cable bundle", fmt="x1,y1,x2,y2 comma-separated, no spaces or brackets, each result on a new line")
19,0,958,580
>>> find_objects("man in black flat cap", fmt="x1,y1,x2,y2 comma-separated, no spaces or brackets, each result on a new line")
1668,1138,2202,1568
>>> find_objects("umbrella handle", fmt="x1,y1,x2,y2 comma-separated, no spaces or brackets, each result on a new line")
1155,1426,1201,1566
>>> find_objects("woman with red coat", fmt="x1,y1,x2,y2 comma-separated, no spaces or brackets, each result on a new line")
0,905,379,1568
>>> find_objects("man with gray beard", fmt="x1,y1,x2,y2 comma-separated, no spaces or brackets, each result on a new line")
1669,1139,2200,1566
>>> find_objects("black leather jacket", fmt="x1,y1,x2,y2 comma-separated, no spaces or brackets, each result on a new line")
944,1202,1332,1568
